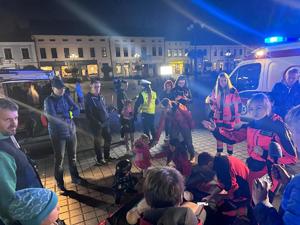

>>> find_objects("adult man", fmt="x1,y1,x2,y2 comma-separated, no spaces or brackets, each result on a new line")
85,78,115,165
0,98,42,224
44,78,85,191
271,68,300,118
134,80,159,142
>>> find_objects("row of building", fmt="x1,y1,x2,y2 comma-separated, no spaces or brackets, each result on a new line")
0,35,257,77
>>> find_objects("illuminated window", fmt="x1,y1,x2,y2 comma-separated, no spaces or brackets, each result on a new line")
173,49,178,57
115,64,122,74
41,66,53,71
102,47,107,57
87,64,98,75
167,49,172,57
178,49,183,57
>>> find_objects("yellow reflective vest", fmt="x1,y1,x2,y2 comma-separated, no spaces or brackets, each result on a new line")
140,91,157,114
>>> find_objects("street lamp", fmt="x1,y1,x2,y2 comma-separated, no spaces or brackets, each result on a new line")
224,51,232,72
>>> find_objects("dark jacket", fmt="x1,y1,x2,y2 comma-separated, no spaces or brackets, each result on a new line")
116,89,128,114
85,92,109,129
271,81,300,118
44,93,80,138
171,86,192,106
141,207,198,225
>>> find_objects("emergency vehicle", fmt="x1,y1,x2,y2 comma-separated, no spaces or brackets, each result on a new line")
0,69,54,155
229,36,300,115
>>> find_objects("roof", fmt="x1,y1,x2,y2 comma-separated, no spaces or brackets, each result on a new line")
0,70,54,81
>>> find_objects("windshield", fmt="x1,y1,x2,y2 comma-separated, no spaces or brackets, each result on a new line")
230,63,261,91
3,81,52,139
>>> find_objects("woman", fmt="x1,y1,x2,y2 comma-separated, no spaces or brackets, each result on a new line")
171,75,192,107
209,72,241,155
160,80,174,139
202,93,297,195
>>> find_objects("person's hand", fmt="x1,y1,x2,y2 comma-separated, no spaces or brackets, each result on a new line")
201,195,212,203
272,164,292,185
252,179,269,206
202,120,216,131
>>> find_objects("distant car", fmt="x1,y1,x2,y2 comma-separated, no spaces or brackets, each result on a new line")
0,69,54,156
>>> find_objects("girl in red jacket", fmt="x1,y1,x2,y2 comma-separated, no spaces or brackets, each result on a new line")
133,134,151,176
208,72,241,155
202,93,297,195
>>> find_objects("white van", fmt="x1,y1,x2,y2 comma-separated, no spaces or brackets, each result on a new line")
229,41,300,115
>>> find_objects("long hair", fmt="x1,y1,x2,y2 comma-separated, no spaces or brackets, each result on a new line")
214,72,234,98
163,80,174,91
174,75,188,88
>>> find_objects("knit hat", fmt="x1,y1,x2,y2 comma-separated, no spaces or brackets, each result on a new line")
8,188,58,225
51,77,65,89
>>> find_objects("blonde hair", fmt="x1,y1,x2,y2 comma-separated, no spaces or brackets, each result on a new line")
247,93,272,115
214,72,234,98
285,105,300,133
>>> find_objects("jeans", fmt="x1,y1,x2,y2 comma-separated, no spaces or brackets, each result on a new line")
51,133,79,185
93,126,112,160
141,113,155,140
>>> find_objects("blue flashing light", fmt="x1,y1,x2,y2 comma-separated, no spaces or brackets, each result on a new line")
264,36,285,44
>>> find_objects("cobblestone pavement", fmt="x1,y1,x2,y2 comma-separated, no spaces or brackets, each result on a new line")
36,129,300,225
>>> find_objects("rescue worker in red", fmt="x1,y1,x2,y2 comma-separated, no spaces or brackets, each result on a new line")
197,152,250,224
157,98,195,161
207,72,241,155
202,93,297,197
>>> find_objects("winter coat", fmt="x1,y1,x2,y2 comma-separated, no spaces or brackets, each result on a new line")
133,140,151,170
44,93,80,138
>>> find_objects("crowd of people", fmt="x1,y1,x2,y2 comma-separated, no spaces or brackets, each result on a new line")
0,68,300,225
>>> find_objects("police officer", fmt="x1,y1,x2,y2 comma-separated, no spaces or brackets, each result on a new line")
134,80,159,143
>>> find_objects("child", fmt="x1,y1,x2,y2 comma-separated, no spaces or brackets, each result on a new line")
133,134,151,176
8,188,59,225
121,99,135,153
154,139,192,177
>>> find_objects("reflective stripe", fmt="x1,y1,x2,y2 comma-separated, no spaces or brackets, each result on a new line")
141,91,157,114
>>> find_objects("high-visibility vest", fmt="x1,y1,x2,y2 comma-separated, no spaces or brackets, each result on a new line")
140,91,157,114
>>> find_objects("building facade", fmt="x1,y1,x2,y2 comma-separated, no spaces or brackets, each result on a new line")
32,35,112,77
0,42,38,69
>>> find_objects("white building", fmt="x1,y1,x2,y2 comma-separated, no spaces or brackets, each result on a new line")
0,42,38,69
165,41,190,75
32,35,112,77
109,36,165,76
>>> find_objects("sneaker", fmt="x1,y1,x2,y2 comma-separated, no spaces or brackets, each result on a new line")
72,176,88,185
105,156,117,162
95,159,107,166
57,183,67,192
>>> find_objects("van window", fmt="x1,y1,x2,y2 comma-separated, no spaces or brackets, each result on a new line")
230,63,261,91
3,81,52,138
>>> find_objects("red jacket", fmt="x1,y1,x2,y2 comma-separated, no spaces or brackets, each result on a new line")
133,140,151,170
210,88,241,127
213,114,297,166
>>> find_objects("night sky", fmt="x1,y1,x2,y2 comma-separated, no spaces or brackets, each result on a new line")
0,0,299,45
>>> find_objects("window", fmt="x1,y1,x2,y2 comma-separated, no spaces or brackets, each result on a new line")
102,47,107,57
62,39,68,42
131,46,135,57
76,39,82,42
214,50,217,56
64,48,70,58
40,48,47,59
158,47,163,56
123,40,128,42
203,49,207,56
88,38,94,41
49,39,55,42
152,40,155,43
4,48,13,60
173,49,178,57
90,48,95,57
167,49,172,57
141,47,147,57
152,47,156,56
141,40,145,43
115,46,121,57
38,39,44,42
234,49,237,56
123,47,128,57
78,48,84,58
51,48,58,59
178,49,183,57
130,40,134,42
158,40,162,43
220,50,223,56
230,63,261,91
239,49,243,55
100,39,105,42
21,48,30,59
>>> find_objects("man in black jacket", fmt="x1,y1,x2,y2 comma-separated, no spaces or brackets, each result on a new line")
85,78,115,165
